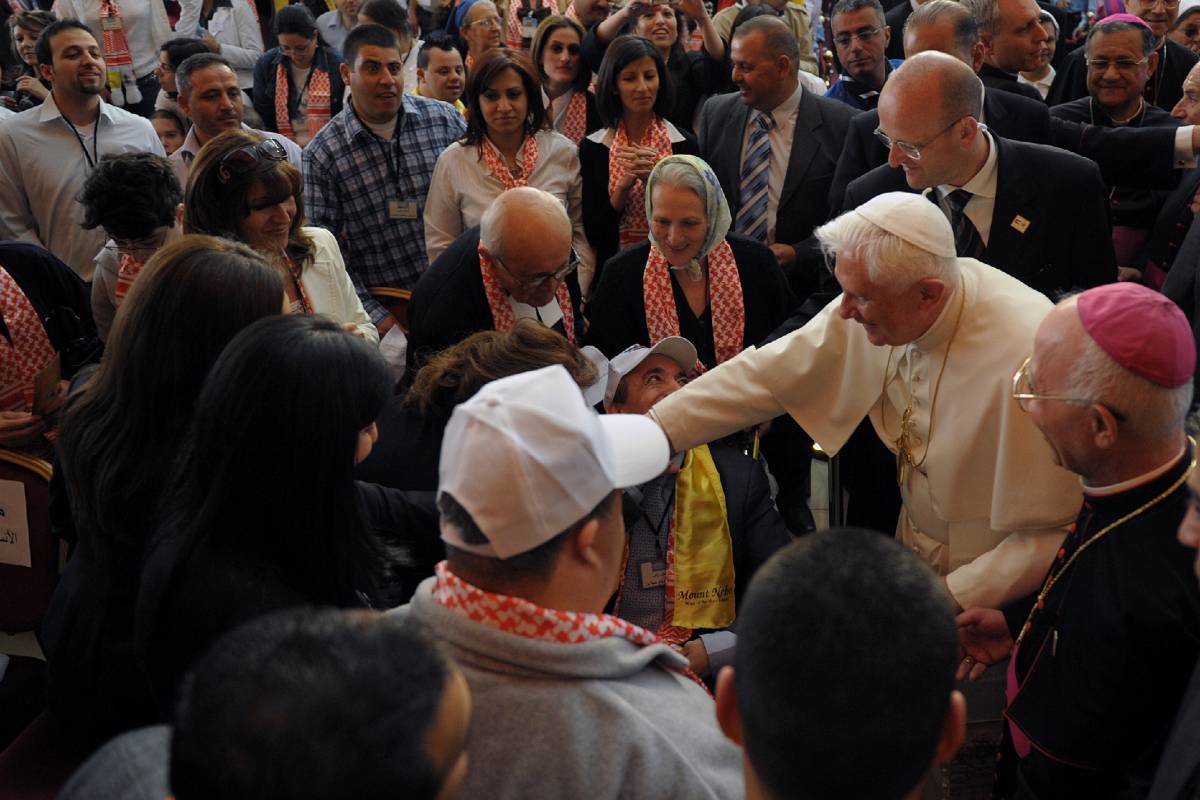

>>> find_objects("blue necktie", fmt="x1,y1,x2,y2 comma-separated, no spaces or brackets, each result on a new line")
735,112,774,243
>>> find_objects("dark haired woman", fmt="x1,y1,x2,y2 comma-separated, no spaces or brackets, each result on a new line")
196,0,265,94
582,0,725,136
531,14,599,145
579,35,697,280
252,4,345,147
185,129,377,341
41,236,284,745
136,315,435,710
1,10,53,111
424,48,594,287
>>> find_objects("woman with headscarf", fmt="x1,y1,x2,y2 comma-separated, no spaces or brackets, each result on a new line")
586,155,793,370
450,0,503,71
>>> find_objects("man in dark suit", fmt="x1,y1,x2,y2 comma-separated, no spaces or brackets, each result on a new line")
1048,0,1200,110
699,15,856,295
831,0,1052,212
883,0,916,60
407,188,584,375
962,0,1049,101
844,51,1116,297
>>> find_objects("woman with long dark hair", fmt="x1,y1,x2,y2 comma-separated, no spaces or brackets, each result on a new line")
252,4,345,147
580,35,697,279
184,128,377,341
136,314,432,711
424,48,594,287
530,14,600,145
41,235,285,745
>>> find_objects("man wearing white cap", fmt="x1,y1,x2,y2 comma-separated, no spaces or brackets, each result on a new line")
604,338,790,681
390,365,743,800
647,191,1082,612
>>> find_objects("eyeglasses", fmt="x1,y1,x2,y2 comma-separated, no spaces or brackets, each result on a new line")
108,228,167,260
467,15,501,27
1085,56,1150,72
491,248,579,288
217,139,288,184
1011,357,1127,421
1138,0,1180,8
874,117,975,160
832,27,882,48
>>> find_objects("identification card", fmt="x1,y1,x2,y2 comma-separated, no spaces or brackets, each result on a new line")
640,560,666,589
388,199,418,220
100,16,122,30
31,353,60,418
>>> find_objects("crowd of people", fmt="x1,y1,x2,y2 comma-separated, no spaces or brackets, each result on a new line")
2,0,1200,796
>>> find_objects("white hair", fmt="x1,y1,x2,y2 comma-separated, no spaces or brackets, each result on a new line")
814,210,959,290
479,186,570,259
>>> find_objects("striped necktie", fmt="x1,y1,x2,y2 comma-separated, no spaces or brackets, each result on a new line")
735,112,774,243
943,189,985,259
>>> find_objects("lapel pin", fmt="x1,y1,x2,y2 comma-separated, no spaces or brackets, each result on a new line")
1011,215,1031,234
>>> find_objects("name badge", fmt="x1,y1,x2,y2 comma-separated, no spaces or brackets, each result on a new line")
100,16,122,30
388,200,418,220
640,560,666,589
1010,215,1031,234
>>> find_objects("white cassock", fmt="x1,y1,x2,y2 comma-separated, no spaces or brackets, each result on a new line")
650,258,1082,610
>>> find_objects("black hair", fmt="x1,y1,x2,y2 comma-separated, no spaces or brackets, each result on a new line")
441,490,619,585
34,19,93,66
360,0,412,38
735,529,959,800
1087,18,1157,58
171,608,457,800
151,108,188,134
418,30,460,69
831,0,886,27
175,52,235,99
154,315,393,608
594,35,673,128
342,21,400,69
729,3,776,37
160,36,211,70
274,4,319,40
79,152,183,242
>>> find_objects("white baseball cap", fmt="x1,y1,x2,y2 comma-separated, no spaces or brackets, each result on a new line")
438,365,670,559
603,337,698,407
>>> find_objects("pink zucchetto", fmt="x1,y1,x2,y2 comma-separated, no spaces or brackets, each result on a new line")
1076,283,1195,388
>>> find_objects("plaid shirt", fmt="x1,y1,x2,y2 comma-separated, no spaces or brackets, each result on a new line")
302,95,466,323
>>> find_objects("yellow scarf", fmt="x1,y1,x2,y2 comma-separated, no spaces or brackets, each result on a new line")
664,444,736,634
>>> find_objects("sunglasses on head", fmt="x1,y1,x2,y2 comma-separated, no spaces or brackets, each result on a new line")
218,139,288,184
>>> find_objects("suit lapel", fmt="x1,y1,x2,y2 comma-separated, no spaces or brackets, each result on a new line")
778,90,822,210
715,98,752,212
982,89,1008,130
983,138,1034,271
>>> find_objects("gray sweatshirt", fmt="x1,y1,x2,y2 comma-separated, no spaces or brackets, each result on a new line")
391,577,745,800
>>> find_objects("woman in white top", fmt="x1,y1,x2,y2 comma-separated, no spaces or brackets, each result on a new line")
424,48,594,288
197,0,265,92
183,129,378,342
56,0,200,115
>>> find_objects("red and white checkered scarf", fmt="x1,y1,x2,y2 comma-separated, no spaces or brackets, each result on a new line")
0,265,55,414
608,116,673,247
275,61,331,143
113,253,143,307
432,561,707,689
477,241,576,343
99,0,142,107
642,240,745,367
558,89,588,145
480,133,539,191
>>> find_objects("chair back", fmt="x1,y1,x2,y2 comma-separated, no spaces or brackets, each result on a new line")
368,287,413,333
0,450,55,633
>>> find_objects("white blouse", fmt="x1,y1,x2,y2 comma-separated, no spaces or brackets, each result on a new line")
207,2,265,90
424,129,596,290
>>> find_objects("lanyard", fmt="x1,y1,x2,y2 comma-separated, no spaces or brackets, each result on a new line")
60,111,100,170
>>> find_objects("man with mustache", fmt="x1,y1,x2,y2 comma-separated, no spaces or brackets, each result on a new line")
168,53,302,186
0,20,162,281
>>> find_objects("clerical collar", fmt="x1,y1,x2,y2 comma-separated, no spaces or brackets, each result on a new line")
1083,441,1188,497
1091,96,1145,127
907,275,965,355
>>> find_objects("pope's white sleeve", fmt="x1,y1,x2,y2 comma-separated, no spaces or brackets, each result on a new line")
945,525,1069,610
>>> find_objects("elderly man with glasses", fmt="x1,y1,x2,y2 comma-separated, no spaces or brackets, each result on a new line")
958,282,1200,798
844,51,1116,297
644,189,1082,614
406,187,585,374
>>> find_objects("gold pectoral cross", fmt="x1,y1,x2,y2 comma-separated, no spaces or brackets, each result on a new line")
894,405,921,486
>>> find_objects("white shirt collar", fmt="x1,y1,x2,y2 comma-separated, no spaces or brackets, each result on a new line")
939,129,998,201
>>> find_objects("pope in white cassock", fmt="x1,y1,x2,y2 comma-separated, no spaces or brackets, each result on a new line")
647,191,1083,611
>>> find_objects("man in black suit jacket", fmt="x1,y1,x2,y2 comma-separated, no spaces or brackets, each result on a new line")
844,51,1116,296
883,0,914,60
1048,0,1200,110
962,0,1050,101
831,0,1052,211
406,190,585,375
698,16,856,298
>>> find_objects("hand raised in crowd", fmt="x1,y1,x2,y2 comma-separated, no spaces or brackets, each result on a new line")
674,0,709,20
955,607,1013,681
15,74,49,101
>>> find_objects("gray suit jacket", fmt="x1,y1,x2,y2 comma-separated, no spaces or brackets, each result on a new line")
698,88,856,297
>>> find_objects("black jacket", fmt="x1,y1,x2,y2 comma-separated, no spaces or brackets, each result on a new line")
1048,37,1199,112
843,135,1117,296
251,46,345,135
979,62,1045,103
